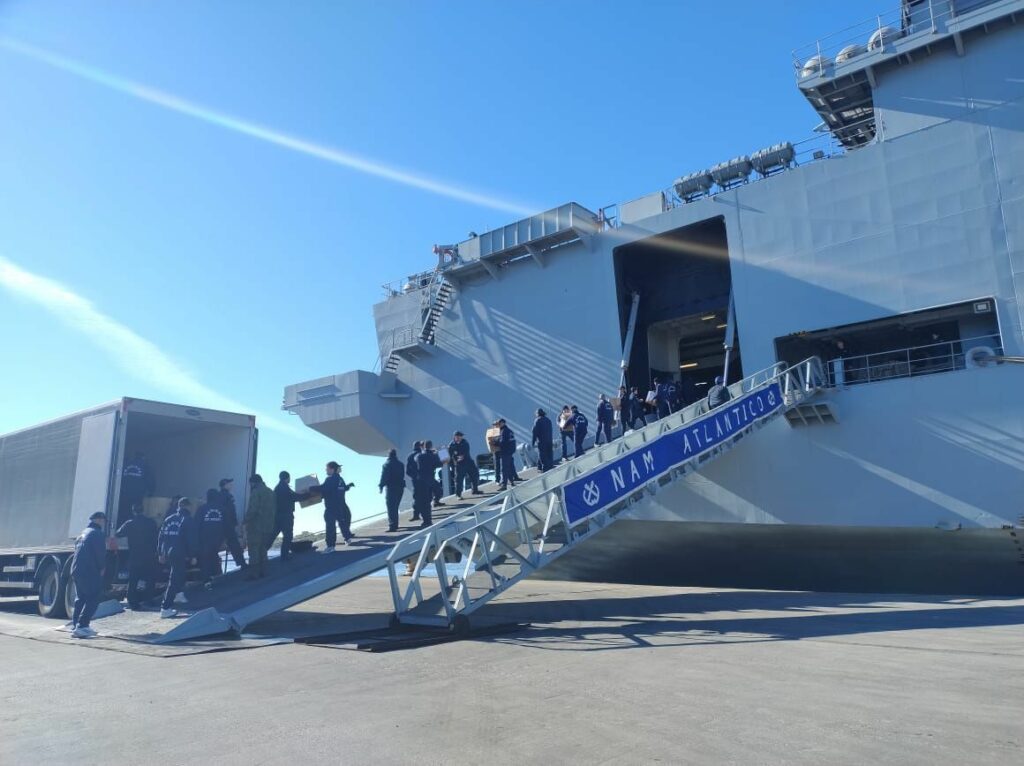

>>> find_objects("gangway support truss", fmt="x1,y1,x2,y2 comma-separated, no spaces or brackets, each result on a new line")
387,357,830,628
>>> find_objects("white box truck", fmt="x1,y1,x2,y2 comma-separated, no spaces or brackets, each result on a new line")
0,398,257,617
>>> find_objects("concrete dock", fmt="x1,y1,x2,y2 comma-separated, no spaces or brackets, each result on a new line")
1,577,1022,765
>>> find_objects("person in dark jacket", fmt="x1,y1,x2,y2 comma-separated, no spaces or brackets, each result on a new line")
115,504,158,609
312,461,354,549
571,406,589,457
595,394,614,445
118,451,155,527
196,488,225,586
218,479,247,571
448,432,480,499
378,450,406,531
413,441,441,526
628,387,647,430
70,511,108,637
405,441,423,521
158,498,198,618
707,375,732,409
653,377,671,420
271,471,309,557
532,408,554,471
497,419,518,490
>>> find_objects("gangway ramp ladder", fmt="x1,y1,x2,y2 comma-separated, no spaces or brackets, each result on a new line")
387,357,832,630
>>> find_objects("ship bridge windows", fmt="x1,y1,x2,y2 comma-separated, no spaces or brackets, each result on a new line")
775,298,1002,387
614,217,742,406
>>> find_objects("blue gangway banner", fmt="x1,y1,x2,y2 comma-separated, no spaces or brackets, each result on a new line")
562,382,783,526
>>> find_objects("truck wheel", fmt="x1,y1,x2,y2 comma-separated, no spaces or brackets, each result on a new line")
63,559,77,619
36,558,68,619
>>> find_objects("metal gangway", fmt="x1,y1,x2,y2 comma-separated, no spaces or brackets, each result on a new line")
387,357,831,630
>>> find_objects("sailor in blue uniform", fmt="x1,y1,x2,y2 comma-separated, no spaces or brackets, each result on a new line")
312,461,354,549
653,377,671,420
595,394,614,444
413,441,442,526
497,419,518,490
448,432,481,498
115,504,158,609
531,408,554,471
158,498,197,618
570,406,589,457
406,441,423,521
378,450,407,531
197,488,225,586
70,511,108,637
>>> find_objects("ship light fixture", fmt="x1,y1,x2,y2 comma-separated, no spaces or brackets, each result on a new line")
680,362,699,369
701,314,716,321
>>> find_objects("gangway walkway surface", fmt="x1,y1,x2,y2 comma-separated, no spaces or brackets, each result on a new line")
91,485,521,644
387,357,831,629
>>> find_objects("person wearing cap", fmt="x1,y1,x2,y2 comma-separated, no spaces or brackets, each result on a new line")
218,478,247,571
115,503,159,609
413,441,441,526
531,408,554,472
570,405,589,457
447,431,481,499
497,419,518,490
197,488,226,586
244,475,276,577
70,511,107,638
405,442,423,521
707,375,732,410
158,497,198,618
595,394,614,445
378,450,406,531
311,461,355,549
271,471,310,558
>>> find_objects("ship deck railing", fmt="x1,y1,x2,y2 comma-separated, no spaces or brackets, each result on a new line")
827,333,1003,387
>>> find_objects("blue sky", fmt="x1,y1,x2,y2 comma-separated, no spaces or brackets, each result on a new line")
0,0,882,533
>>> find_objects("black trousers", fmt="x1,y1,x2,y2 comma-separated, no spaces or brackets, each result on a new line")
199,546,222,581
493,454,502,484
537,441,554,471
385,486,403,528
560,432,574,460
324,504,352,547
595,421,613,444
224,527,246,568
499,452,516,487
161,558,187,610
127,559,157,606
268,513,294,557
455,463,478,494
413,481,433,525
72,579,100,628
432,477,443,503
574,431,587,457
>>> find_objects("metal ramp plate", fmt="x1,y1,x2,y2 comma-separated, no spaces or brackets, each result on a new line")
89,485,517,644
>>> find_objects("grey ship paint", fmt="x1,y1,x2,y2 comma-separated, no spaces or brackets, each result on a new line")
285,0,1024,593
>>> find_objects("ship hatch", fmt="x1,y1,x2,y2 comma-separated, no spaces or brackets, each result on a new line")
613,217,741,403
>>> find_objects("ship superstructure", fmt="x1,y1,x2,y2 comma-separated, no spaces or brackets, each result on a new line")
285,0,1024,587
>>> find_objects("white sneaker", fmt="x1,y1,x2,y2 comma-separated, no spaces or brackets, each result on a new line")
56,622,74,633
71,627,92,638
160,608,178,619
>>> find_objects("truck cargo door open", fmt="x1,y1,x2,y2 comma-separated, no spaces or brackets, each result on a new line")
67,411,119,538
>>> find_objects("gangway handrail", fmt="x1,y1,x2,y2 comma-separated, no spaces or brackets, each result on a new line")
386,356,827,626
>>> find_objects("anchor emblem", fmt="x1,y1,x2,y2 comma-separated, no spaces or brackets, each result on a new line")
582,480,601,507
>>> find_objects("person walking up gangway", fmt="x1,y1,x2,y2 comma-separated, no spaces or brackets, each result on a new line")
70,511,108,638
405,441,423,522
158,498,197,619
497,419,518,490
378,450,406,532
115,504,158,610
448,431,482,499
653,377,671,420
312,462,355,550
413,441,442,527
595,394,614,445
707,375,733,410
557,405,575,461
271,471,310,558
532,408,554,472
570,405,589,457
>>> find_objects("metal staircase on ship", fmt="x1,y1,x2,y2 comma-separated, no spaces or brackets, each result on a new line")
381,273,455,375
386,356,835,631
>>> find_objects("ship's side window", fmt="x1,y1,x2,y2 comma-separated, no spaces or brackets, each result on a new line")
775,299,1001,386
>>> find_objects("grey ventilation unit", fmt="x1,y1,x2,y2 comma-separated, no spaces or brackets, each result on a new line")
709,156,753,189
673,170,714,202
751,143,796,177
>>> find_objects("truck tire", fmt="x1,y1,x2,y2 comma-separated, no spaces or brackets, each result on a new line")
36,557,68,619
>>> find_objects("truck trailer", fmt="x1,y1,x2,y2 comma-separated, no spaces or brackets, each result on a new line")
0,398,257,617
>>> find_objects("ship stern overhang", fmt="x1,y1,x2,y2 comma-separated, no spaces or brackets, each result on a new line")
283,370,400,456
